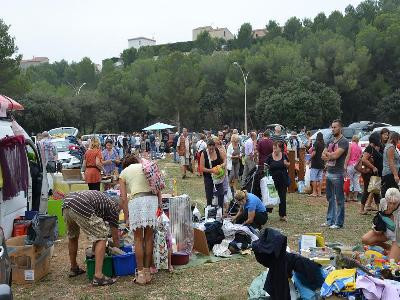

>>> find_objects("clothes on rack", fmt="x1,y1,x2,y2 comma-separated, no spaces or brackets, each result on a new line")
0,135,29,200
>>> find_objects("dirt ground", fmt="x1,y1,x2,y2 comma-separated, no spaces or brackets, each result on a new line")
13,159,372,299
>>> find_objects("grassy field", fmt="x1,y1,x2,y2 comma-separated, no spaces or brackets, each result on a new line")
14,158,372,300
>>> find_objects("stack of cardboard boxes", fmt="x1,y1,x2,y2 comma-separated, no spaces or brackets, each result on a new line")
6,235,51,284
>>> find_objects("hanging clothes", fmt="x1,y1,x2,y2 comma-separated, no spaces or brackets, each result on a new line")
252,228,290,300
0,135,29,200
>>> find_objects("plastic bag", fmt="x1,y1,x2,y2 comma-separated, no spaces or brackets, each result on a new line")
26,214,58,248
169,194,193,254
153,211,169,270
192,205,201,222
368,176,381,194
260,176,280,206
205,205,222,221
304,166,311,189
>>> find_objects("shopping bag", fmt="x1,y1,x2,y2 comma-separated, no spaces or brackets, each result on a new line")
260,176,280,206
343,178,350,194
368,176,381,194
153,212,169,270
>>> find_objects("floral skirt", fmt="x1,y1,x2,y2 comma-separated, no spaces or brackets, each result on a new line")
128,195,158,230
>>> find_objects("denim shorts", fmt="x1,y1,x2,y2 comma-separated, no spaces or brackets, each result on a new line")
310,168,324,182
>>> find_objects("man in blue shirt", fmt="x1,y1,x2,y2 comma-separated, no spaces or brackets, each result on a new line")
232,190,268,229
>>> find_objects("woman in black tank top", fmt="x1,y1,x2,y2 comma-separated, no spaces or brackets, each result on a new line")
200,139,227,209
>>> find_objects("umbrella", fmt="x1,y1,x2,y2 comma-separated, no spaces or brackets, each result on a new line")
0,95,24,111
143,122,175,131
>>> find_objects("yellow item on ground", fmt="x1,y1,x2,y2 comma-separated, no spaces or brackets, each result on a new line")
0,166,3,189
324,269,356,292
365,250,384,259
305,232,325,247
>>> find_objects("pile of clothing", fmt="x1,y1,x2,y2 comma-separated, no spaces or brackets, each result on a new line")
199,220,259,257
252,228,325,300
250,228,400,299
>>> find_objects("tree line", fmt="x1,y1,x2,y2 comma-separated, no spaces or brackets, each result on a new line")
1,0,400,135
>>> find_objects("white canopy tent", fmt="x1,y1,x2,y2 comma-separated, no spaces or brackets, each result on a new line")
142,122,175,131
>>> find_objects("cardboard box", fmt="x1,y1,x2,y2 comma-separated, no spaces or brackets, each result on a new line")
193,228,210,256
11,247,51,284
6,235,44,268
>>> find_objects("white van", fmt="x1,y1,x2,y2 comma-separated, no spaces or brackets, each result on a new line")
0,96,48,238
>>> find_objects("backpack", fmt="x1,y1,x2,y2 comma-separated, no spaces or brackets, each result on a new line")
141,158,165,194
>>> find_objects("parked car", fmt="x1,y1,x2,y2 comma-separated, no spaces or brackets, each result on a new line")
311,127,363,145
349,121,391,132
48,127,79,138
0,227,11,287
0,95,48,238
373,126,400,135
51,138,82,169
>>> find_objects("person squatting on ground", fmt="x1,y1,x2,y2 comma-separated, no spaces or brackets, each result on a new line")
119,154,162,285
63,190,120,286
321,120,349,229
362,188,400,261
232,190,268,229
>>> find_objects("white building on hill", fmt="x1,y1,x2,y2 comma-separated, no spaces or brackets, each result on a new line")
128,37,156,49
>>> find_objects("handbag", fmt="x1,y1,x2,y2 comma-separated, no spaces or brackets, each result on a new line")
46,161,57,173
368,176,381,194
354,156,372,174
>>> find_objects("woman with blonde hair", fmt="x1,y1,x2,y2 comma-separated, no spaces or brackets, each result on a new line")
344,135,362,202
227,134,241,189
82,138,104,191
362,188,400,260
232,190,267,229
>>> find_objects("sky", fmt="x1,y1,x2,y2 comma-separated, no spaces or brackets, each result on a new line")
2,0,363,64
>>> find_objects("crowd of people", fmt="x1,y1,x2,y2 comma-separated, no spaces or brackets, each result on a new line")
41,119,400,286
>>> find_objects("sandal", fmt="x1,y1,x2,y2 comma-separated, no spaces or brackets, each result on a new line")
134,270,146,285
92,276,116,286
69,266,86,278
144,268,152,284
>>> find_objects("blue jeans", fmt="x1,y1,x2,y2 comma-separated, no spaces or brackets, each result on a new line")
326,172,345,227
173,148,178,162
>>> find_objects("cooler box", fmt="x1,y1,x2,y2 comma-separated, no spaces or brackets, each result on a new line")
47,200,66,236
86,255,113,281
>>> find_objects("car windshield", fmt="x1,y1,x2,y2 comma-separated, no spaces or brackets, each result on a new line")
52,140,69,152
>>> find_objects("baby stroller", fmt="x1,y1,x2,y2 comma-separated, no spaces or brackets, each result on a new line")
241,165,263,199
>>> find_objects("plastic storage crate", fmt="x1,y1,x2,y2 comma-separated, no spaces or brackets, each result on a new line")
86,255,113,281
112,252,136,276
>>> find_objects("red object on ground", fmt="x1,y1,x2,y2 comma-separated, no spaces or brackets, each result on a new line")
0,95,24,111
344,178,350,194
13,223,28,237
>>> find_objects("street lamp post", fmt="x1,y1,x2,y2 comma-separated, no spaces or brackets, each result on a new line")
233,62,249,136
77,82,87,95
66,81,87,95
